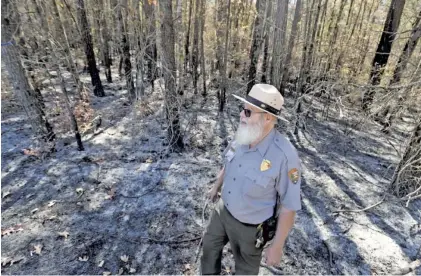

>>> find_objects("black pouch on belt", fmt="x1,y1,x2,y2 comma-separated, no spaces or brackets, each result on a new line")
255,193,279,248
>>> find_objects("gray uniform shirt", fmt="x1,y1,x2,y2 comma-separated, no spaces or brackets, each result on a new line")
221,128,302,224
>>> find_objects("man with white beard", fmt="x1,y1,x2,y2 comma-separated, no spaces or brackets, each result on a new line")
201,84,302,275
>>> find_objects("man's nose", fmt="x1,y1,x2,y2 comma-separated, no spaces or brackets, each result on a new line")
240,109,246,120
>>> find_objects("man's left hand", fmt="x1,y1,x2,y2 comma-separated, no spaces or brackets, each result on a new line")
265,243,284,266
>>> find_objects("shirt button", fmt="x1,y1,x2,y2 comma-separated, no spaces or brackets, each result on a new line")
228,191,231,194
239,164,242,167
233,178,236,181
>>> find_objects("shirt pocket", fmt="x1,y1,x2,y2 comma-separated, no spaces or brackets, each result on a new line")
242,170,275,199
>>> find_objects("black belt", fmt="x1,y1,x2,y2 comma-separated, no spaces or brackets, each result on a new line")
223,204,260,227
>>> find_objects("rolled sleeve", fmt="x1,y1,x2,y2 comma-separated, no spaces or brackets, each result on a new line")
276,154,302,211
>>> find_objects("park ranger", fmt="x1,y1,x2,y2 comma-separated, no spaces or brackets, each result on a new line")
201,83,302,275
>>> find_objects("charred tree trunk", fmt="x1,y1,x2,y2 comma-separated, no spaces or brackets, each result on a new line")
261,0,273,83
281,0,302,91
192,0,201,94
1,0,55,144
159,0,184,151
391,10,421,85
247,0,266,92
200,0,207,96
143,0,157,88
97,0,112,83
270,0,288,92
362,0,406,110
219,0,231,111
76,0,105,97
117,1,135,100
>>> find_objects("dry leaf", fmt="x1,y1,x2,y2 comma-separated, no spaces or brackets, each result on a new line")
184,264,191,270
31,208,39,214
48,216,57,220
118,267,124,275
98,260,104,267
129,267,136,273
34,244,42,255
78,256,89,262
145,158,153,163
57,231,69,240
2,191,12,199
23,148,39,157
120,255,129,262
76,188,84,195
47,201,56,207
103,272,111,276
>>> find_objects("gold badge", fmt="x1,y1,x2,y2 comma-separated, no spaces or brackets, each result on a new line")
288,168,299,184
260,159,271,171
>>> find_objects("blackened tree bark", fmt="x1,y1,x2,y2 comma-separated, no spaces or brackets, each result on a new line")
362,0,406,110
159,0,184,151
2,0,55,143
247,0,266,92
76,0,105,97
281,0,302,91
117,0,135,100
270,0,288,92
192,0,201,94
143,0,157,88
200,0,207,96
261,0,273,83
219,0,231,111
391,10,421,85
97,0,112,83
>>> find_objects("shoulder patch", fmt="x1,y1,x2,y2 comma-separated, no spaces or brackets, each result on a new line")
288,168,299,184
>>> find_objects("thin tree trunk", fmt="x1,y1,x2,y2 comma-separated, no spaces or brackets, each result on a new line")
159,0,184,151
200,0,207,96
76,0,105,97
41,0,84,150
230,0,244,77
2,0,55,144
184,0,193,73
50,0,85,101
270,0,289,91
215,0,224,76
345,0,355,26
390,10,421,85
362,0,406,110
325,0,347,74
247,0,266,92
117,1,135,100
355,0,378,77
281,0,302,91
335,0,363,71
192,0,201,94
219,0,231,111
143,0,157,89
97,0,112,83
261,0,273,83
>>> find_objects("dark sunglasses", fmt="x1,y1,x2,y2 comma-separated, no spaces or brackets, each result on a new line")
240,107,266,118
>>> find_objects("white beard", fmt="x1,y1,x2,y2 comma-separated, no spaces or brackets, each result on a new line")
235,119,264,145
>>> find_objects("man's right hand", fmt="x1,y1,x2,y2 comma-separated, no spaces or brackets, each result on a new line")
208,186,220,202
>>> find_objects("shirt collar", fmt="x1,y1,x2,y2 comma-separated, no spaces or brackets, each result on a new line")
256,128,275,157
241,128,275,157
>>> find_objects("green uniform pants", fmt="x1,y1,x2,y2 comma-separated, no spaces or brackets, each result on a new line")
200,200,263,275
